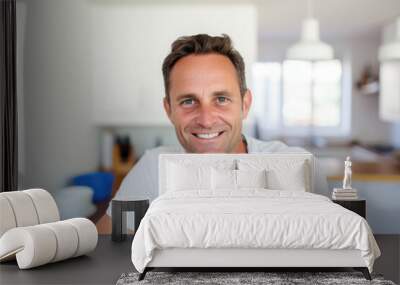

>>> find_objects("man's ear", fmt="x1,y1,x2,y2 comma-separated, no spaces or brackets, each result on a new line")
163,96,172,120
241,89,252,119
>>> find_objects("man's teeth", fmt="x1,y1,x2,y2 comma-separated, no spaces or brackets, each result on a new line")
195,132,220,139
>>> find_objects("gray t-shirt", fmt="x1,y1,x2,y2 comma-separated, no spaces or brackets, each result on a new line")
106,136,328,217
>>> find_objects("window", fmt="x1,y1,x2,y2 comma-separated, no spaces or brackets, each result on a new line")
380,62,400,122
252,60,350,138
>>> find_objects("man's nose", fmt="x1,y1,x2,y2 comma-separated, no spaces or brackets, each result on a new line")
195,104,217,128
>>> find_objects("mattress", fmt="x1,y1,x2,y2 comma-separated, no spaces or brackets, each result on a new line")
131,190,380,273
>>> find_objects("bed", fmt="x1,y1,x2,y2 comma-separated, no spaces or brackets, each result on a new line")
131,153,381,280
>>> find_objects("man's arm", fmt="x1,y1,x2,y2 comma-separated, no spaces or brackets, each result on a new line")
99,150,157,233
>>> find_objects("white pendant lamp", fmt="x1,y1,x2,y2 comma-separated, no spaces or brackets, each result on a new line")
379,17,400,62
286,0,334,61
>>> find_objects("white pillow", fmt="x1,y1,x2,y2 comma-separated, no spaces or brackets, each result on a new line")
166,162,211,191
211,168,236,190
238,159,308,191
267,166,306,191
211,168,268,190
236,169,268,189
265,160,307,191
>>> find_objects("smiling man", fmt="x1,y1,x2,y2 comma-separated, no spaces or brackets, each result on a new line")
162,38,251,154
103,34,318,226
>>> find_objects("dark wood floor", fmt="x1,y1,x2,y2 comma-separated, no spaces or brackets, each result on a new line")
373,235,400,284
0,235,399,285
0,236,133,285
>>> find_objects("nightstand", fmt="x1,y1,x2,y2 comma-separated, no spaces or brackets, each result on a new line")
111,198,149,242
332,199,366,218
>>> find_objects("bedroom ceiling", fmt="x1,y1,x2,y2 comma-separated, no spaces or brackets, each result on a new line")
127,0,400,42
254,0,400,41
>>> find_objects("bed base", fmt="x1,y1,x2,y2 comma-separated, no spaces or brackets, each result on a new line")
138,248,372,281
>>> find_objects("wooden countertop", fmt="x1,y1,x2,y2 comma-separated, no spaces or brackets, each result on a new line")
327,159,400,182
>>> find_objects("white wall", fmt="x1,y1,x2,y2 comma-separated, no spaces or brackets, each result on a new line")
16,1,26,188
90,3,257,125
21,0,98,192
349,41,393,144
257,39,396,145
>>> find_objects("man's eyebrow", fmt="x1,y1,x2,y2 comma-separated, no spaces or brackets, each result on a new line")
212,90,232,97
174,90,232,101
175,93,197,101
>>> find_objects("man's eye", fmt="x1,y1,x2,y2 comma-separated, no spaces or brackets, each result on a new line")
180,99,195,106
216,96,230,104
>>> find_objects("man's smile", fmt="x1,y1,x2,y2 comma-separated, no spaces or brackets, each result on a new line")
191,131,225,140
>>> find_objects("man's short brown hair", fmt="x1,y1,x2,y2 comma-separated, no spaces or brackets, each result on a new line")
162,34,247,101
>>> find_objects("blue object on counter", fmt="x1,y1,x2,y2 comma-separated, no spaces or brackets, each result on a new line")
71,172,114,203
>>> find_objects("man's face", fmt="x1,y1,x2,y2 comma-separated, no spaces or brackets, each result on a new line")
163,53,252,153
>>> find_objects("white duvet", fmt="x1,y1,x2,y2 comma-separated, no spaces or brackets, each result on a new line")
131,190,380,273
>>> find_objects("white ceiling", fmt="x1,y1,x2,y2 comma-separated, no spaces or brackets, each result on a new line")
254,0,400,41
103,0,400,42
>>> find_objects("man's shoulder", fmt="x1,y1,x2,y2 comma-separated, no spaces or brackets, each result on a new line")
140,145,184,161
139,138,309,162
123,145,184,179
246,136,308,153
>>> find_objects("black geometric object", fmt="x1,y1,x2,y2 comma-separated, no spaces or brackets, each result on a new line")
111,199,149,242
332,199,366,219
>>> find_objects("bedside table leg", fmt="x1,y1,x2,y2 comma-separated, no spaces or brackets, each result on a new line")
112,202,126,242
138,268,148,281
134,201,149,235
354,267,371,280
